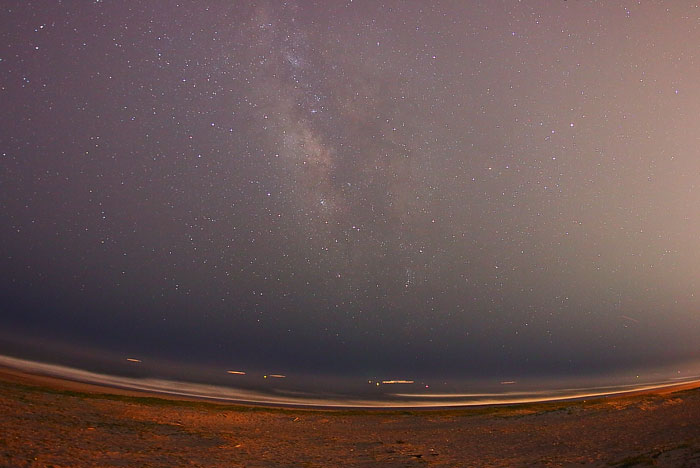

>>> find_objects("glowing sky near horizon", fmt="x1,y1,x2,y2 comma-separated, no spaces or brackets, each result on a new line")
1,1,699,383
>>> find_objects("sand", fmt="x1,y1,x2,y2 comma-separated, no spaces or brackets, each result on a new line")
1,367,700,467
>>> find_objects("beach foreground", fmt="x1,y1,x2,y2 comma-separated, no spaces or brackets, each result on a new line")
1,368,700,467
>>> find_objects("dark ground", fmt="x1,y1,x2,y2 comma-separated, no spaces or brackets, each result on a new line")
1,368,700,467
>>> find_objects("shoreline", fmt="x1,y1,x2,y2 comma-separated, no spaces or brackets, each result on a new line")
2,358,700,411
3,362,700,466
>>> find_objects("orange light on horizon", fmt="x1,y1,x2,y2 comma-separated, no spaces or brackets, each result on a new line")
381,380,414,384
269,374,286,378
227,370,246,375
500,381,516,385
126,358,141,363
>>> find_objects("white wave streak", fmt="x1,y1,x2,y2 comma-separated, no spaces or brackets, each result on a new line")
1,355,698,409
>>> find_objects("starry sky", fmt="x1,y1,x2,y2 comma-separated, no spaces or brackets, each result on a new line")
2,1,700,386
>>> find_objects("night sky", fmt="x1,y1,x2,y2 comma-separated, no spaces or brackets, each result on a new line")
2,1,700,387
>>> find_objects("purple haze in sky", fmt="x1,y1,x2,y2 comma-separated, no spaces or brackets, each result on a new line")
1,1,699,392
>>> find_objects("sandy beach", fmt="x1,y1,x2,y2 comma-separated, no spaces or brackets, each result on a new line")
1,367,700,467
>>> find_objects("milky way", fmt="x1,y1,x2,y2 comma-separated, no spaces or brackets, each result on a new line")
1,1,699,385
